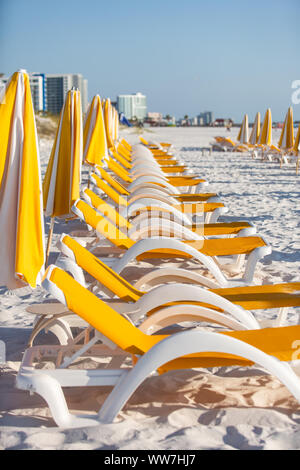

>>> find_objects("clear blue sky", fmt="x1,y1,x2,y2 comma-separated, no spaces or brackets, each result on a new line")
1,0,299,122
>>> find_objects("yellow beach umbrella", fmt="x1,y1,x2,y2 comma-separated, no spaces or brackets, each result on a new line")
104,98,115,149
258,108,272,146
83,94,108,166
278,107,294,150
293,124,300,155
293,124,300,175
249,112,261,145
113,106,119,142
237,114,249,144
0,70,45,289
43,88,83,262
110,104,116,143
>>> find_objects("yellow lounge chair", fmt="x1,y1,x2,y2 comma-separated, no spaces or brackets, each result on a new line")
29,234,299,345
16,264,300,428
71,199,271,285
105,154,207,191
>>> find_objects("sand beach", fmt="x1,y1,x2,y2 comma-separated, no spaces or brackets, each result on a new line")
1,124,300,450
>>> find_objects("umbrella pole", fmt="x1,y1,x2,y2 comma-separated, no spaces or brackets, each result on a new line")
87,166,92,189
45,217,55,266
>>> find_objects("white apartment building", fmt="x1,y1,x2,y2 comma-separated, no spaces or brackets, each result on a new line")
117,92,147,120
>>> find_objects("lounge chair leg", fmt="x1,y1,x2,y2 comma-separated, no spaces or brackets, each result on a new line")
242,244,272,284
275,307,289,327
16,370,99,428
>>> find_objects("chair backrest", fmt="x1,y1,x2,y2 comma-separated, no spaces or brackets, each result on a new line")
72,199,134,250
121,138,132,152
60,235,143,301
96,166,129,196
116,143,132,162
44,265,160,355
91,172,128,207
106,158,132,183
83,187,132,230
139,136,149,146
112,149,132,170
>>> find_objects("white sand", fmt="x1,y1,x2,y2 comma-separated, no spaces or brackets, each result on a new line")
0,125,300,450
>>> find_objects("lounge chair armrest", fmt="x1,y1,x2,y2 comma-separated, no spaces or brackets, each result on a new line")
112,237,228,287
133,267,221,290
128,217,203,241
132,283,260,329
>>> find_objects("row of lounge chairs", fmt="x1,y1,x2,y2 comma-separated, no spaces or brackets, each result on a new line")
16,135,300,428
212,108,300,173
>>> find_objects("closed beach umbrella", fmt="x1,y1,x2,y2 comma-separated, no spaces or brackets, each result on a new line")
110,104,116,143
294,124,300,155
258,108,272,146
249,112,261,145
43,88,83,262
0,70,45,289
104,98,115,149
237,114,249,144
83,94,108,166
113,106,119,142
278,107,294,150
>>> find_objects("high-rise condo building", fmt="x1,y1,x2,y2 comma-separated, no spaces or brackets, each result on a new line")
197,111,214,126
117,92,147,120
46,73,88,114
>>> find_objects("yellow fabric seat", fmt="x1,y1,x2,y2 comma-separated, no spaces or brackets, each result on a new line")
160,166,187,173
96,166,130,196
83,188,131,230
195,222,252,236
136,235,265,261
211,283,300,310
111,149,132,170
173,193,217,202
